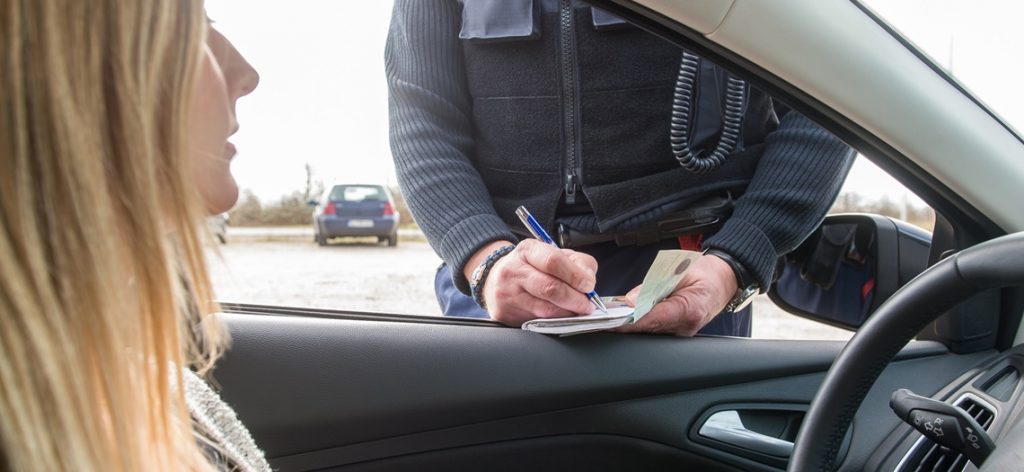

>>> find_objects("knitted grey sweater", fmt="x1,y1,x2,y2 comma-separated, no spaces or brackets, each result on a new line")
184,369,271,472
386,0,856,292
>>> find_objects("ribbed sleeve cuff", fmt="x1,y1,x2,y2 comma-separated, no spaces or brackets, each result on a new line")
703,217,778,290
439,213,516,294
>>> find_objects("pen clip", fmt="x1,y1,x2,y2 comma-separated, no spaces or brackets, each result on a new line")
515,206,552,244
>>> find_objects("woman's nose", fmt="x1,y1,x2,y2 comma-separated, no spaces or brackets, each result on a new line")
234,57,259,98
225,41,259,99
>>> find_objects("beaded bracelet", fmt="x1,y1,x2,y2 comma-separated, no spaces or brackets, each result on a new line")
469,244,516,310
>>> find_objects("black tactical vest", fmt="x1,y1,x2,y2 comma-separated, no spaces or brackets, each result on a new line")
459,0,780,234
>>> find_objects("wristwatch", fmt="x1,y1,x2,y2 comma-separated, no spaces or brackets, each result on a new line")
704,249,760,313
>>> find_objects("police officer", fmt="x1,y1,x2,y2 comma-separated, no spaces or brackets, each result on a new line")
386,0,855,336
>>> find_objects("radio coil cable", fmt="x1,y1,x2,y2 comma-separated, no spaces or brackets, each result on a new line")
670,51,748,174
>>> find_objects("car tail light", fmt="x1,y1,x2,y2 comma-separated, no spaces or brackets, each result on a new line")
324,202,336,215
383,202,395,216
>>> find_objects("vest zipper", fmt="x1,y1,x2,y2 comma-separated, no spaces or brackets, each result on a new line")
558,0,581,204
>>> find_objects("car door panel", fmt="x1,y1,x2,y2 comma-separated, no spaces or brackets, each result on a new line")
312,435,734,472
214,310,996,471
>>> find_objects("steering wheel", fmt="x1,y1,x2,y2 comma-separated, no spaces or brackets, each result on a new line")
788,231,1024,471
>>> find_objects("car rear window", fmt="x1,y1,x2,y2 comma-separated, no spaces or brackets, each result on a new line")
330,185,386,202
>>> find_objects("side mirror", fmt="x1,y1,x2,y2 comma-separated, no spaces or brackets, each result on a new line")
768,213,931,330
307,199,319,207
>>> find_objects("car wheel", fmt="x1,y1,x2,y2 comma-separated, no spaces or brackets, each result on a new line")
388,234,398,247
316,231,327,247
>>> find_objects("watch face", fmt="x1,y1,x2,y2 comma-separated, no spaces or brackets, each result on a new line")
729,286,758,313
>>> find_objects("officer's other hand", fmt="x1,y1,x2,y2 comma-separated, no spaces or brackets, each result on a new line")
480,239,598,326
616,254,738,337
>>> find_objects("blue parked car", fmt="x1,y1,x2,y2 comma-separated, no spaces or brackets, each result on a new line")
312,184,400,247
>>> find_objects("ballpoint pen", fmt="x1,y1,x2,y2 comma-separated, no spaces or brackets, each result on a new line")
515,205,608,314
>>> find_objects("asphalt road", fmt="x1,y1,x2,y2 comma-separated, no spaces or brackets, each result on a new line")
207,239,853,341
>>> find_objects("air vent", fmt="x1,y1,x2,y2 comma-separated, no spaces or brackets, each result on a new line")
896,395,995,472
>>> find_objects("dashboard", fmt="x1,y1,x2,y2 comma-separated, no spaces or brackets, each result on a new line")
865,345,1024,471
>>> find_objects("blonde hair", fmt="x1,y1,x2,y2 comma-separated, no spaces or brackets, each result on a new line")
0,0,226,470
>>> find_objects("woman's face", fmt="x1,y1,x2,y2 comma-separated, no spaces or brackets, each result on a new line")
188,24,259,214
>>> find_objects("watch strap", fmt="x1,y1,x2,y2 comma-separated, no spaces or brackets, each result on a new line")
704,248,760,313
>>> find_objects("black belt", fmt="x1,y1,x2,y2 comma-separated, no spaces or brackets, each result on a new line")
556,192,734,248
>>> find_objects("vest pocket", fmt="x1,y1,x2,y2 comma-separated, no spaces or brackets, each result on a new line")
459,0,541,42
591,7,630,31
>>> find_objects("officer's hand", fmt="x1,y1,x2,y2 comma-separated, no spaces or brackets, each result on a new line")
616,254,738,337
473,239,598,326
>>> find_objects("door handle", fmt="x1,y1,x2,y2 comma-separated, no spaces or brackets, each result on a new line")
698,410,794,458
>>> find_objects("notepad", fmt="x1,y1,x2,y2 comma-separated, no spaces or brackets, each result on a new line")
521,250,701,336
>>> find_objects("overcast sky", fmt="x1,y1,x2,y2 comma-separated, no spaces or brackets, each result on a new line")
205,0,395,200
205,0,1023,208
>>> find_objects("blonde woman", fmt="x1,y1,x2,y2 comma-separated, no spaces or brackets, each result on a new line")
1,0,264,470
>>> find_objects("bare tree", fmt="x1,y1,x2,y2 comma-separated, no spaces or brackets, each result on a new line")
303,163,314,202
389,185,417,228
228,189,264,226
829,191,934,231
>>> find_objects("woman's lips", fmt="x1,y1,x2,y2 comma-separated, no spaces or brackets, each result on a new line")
225,142,237,158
